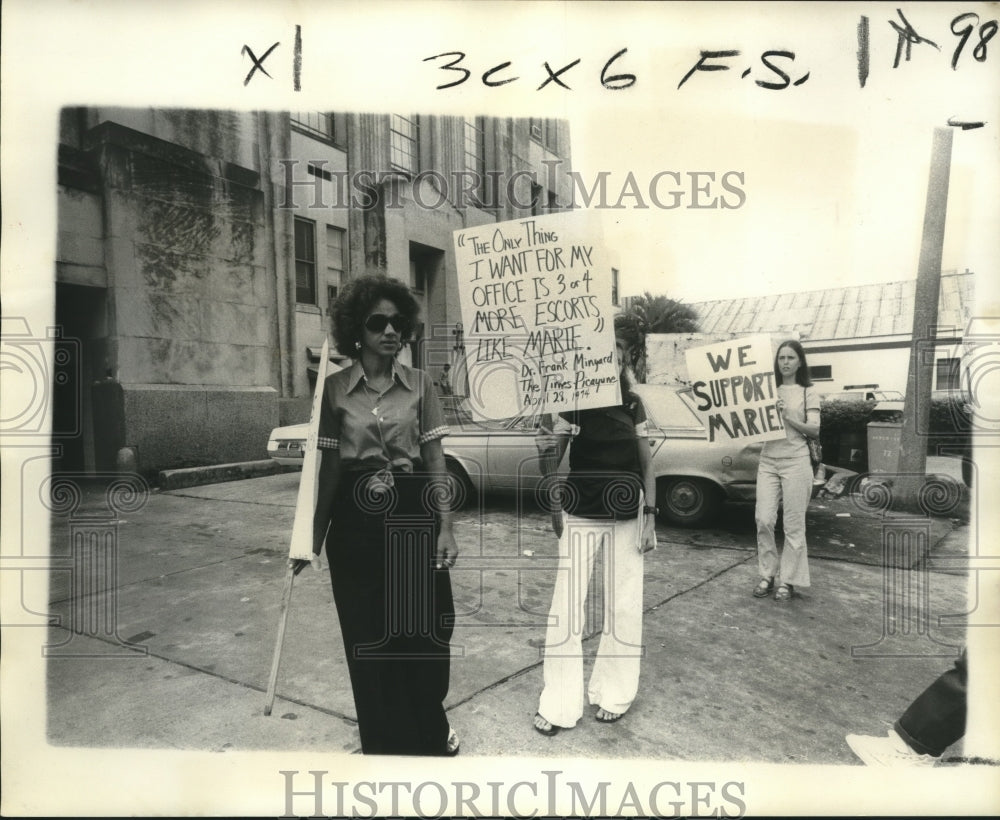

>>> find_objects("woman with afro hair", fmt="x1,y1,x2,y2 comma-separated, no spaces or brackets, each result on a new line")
291,274,460,756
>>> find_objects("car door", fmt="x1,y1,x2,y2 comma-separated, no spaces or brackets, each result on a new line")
487,413,546,492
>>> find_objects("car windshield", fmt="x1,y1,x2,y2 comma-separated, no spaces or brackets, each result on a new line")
633,386,703,429
874,390,904,401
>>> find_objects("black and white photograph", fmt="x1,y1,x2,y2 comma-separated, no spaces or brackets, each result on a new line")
2,1,999,816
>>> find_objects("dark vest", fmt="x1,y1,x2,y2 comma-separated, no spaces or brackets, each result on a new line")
562,397,644,520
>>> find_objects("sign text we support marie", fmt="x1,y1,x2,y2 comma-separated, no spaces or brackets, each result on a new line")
685,335,786,444
454,211,619,421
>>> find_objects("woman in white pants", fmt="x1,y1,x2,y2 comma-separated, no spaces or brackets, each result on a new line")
532,336,657,735
753,339,820,602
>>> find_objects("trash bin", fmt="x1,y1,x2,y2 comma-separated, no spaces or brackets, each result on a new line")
867,421,902,475
829,431,867,471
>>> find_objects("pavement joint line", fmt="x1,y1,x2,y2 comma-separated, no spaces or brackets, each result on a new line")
45,551,276,607
44,621,360,727
445,555,759,714
444,656,545,712
160,491,296,508
657,535,970,576
644,555,753,613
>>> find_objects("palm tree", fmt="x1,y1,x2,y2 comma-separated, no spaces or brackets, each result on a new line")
615,292,700,382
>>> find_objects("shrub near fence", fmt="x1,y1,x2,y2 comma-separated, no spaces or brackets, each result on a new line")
818,394,971,473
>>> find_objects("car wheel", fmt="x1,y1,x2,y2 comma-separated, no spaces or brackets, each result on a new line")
657,477,720,527
445,460,476,510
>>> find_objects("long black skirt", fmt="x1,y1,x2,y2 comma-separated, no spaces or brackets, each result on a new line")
325,470,454,756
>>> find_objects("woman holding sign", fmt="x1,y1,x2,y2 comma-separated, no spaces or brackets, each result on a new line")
291,274,460,756
532,333,658,736
753,339,821,602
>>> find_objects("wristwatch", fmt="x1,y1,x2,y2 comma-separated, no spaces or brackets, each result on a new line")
642,505,659,516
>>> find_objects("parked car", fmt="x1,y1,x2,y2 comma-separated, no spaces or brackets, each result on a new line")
821,388,904,417
267,384,762,527
267,422,311,467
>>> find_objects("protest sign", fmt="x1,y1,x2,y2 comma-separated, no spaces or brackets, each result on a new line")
685,334,786,445
454,211,619,420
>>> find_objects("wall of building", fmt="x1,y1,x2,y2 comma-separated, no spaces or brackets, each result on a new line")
58,113,288,472
289,129,350,398
57,186,106,288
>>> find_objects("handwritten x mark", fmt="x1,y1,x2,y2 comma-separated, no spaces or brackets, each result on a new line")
242,42,280,86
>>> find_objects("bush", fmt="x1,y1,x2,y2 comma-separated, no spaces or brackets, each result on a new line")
929,393,973,436
820,398,878,438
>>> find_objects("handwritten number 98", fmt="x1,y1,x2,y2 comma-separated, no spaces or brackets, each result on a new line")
951,13,997,69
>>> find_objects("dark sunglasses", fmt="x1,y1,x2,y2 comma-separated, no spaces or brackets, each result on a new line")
364,313,408,334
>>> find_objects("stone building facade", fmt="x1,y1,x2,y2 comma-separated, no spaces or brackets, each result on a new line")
55,109,573,474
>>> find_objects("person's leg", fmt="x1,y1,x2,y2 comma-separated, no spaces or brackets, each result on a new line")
589,516,644,718
537,515,598,729
755,457,781,585
776,456,813,589
390,474,454,756
328,481,393,754
846,650,967,765
894,650,968,756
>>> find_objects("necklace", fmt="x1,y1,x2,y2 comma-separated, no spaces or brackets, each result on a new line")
363,375,391,417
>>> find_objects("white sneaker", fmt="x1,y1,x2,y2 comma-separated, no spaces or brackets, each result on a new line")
845,730,937,767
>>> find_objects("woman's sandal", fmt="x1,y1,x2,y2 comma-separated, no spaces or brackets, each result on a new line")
596,708,625,723
774,583,794,602
753,577,775,598
533,713,559,736
445,727,461,756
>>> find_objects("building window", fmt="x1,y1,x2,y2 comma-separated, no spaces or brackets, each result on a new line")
529,118,558,152
936,357,961,391
294,217,317,304
464,117,485,175
410,258,426,297
291,111,337,142
611,269,620,307
464,117,486,206
809,364,833,381
390,115,419,175
326,225,345,295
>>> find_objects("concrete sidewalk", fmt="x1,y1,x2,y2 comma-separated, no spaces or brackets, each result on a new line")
43,468,973,764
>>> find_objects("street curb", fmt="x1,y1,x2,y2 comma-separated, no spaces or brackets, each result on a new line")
158,460,290,490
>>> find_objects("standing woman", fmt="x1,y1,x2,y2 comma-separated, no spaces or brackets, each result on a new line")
532,334,657,736
753,339,820,602
292,274,460,756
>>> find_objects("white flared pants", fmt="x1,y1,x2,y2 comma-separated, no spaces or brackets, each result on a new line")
537,514,645,728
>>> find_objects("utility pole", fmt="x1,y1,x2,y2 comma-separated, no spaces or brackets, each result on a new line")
892,127,953,511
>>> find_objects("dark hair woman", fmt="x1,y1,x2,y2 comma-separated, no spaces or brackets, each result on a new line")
291,274,459,756
752,339,820,602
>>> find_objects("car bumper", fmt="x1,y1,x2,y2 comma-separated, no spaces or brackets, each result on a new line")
723,481,757,502
267,443,305,467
